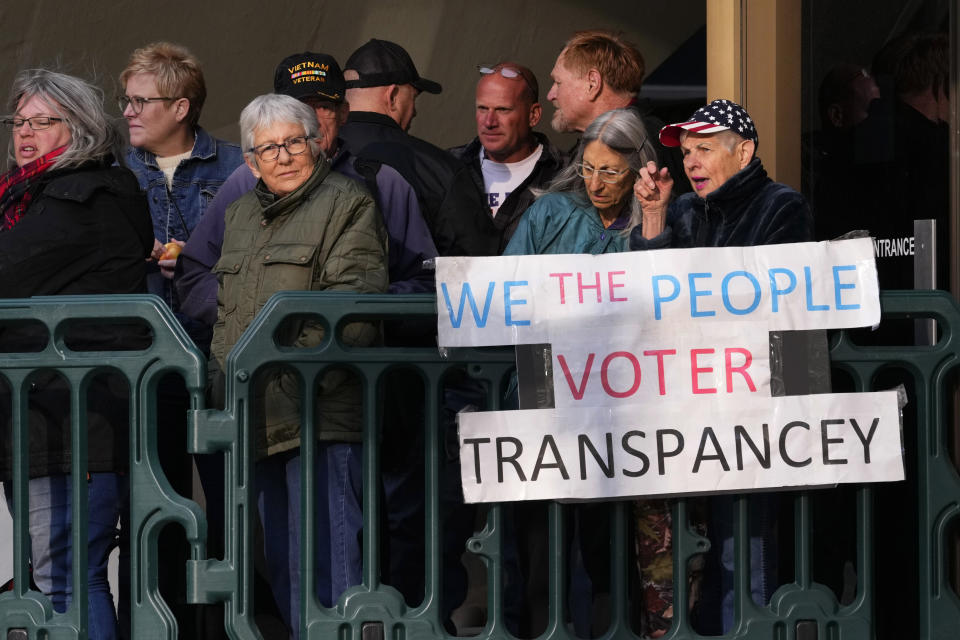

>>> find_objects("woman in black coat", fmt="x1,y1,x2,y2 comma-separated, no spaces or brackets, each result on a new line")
0,68,153,639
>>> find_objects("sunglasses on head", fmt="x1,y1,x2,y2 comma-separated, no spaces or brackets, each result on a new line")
477,64,538,101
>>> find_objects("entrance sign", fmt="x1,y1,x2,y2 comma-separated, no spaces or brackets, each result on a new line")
436,238,903,503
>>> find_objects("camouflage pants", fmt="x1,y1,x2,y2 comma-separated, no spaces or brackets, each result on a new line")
635,499,706,635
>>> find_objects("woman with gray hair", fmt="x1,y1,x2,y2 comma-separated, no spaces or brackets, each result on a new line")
502,108,675,637
210,93,387,639
503,107,654,256
0,68,153,639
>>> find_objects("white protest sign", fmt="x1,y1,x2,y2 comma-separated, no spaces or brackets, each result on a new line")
551,322,771,407
437,238,902,504
458,391,903,503
437,238,879,348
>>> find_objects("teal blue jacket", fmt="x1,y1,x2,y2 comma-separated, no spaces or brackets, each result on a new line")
502,192,630,256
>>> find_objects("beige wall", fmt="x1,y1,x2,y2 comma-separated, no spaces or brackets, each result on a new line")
0,0,704,162
706,0,802,189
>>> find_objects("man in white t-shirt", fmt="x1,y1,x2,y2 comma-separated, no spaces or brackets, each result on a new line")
449,61,564,251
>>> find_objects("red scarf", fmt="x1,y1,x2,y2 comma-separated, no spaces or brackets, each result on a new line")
0,146,67,231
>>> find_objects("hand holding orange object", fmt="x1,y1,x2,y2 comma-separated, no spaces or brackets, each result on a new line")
160,241,183,261
158,239,185,279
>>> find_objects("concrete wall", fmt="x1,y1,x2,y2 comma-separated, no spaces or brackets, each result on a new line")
0,0,704,162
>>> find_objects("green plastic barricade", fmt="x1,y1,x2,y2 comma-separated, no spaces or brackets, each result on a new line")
189,292,516,640
0,295,205,640
2,290,959,639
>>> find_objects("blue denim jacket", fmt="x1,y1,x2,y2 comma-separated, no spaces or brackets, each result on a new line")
125,126,244,310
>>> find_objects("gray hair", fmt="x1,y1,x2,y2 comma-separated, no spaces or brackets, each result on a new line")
239,94,321,164
7,68,123,170
540,108,655,234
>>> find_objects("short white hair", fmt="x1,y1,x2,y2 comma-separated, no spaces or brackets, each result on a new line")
239,93,321,157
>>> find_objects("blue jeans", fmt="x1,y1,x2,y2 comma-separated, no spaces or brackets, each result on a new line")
256,444,363,639
704,494,779,633
4,473,128,640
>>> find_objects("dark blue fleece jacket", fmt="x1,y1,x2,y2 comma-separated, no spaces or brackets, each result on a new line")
630,158,812,250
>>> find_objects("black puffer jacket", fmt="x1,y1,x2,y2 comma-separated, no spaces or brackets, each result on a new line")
340,111,500,257
448,132,566,252
0,161,154,478
630,158,812,250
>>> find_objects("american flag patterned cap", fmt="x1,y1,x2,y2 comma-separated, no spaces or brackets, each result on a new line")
659,99,758,148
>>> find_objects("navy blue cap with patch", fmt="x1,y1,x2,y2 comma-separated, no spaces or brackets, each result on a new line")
274,52,345,103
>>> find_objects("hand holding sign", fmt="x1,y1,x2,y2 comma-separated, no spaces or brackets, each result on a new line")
436,240,903,504
436,241,881,347
634,160,673,239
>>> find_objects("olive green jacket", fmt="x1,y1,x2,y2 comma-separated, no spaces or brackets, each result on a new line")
210,160,388,458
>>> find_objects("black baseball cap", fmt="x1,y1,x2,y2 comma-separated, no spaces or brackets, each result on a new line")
343,39,442,94
273,52,345,102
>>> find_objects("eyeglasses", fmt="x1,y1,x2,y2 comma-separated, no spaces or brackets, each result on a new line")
117,95,177,115
477,64,538,100
577,163,633,184
2,116,64,131
248,136,310,162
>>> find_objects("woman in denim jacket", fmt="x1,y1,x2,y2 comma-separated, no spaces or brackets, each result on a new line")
119,41,243,319
118,42,243,635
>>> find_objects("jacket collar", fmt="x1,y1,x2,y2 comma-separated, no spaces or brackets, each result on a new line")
465,131,565,168
532,131,566,167
345,111,403,131
41,157,118,199
697,157,769,217
254,157,331,219
129,126,217,168
329,138,350,170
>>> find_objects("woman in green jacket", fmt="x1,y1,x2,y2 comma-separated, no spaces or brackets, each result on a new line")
211,93,388,638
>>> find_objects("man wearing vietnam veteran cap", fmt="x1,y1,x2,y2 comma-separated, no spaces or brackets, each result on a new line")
340,39,499,257
177,50,437,333
630,98,811,249
629,99,812,635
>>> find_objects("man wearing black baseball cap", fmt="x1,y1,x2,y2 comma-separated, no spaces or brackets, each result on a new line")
628,99,812,635
343,38,442,98
630,98,812,250
271,51,350,157
340,39,499,258
339,39,500,619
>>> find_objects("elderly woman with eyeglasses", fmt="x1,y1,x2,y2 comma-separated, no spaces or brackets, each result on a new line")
503,107,654,256
502,108,677,637
0,68,153,639
210,93,387,638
